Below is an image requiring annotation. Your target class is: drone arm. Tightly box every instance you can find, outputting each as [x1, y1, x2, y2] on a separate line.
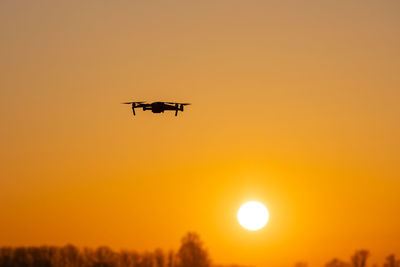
[132, 104, 136, 116]
[174, 103, 179, 116]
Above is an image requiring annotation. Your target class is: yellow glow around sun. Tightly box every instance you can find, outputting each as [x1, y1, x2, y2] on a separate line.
[237, 201, 269, 231]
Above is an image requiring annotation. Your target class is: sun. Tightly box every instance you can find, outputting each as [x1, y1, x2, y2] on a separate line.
[237, 201, 269, 231]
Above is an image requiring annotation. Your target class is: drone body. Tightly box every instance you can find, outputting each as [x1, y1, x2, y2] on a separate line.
[122, 101, 190, 117]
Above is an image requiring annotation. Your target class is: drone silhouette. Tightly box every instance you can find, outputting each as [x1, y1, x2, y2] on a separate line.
[122, 101, 191, 117]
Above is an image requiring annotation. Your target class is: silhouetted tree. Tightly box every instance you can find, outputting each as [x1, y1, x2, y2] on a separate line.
[29, 246, 52, 267]
[352, 250, 370, 267]
[14, 247, 33, 267]
[167, 250, 176, 267]
[120, 250, 136, 267]
[384, 254, 400, 267]
[140, 252, 154, 267]
[177, 232, 210, 267]
[0, 247, 13, 267]
[154, 248, 165, 267]
[94, 246, 116, 267]
[326, 258, 350, 267]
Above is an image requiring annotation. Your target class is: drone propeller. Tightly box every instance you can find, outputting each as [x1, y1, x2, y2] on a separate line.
[166, 102, 191, 106]
[121, 101, 145, 105]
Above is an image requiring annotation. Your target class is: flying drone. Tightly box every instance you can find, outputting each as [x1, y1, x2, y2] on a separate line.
[122, 101, 191, 117]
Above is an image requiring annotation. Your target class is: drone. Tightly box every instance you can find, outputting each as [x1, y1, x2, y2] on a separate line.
[122, 101, 191, 117]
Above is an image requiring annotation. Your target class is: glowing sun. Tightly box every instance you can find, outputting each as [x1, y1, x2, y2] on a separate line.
[237, 201, 269, 231]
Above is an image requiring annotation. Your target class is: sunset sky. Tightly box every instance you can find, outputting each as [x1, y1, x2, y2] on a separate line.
[0, 1, 399, 267]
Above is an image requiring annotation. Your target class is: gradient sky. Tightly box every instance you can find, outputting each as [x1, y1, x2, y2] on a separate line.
[1, 1, 399, 267]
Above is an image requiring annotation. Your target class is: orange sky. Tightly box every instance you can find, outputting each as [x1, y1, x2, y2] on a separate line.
[0, 1, 399, 267]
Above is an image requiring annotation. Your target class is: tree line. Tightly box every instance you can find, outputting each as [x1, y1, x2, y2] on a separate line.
[297, 250, 400, 267]
[0, 232, 210, 267]
[1, 234, 399, 267]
